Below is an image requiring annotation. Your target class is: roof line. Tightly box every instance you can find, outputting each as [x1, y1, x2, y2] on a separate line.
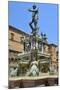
[48, 43, 57, 47]
[9, 25, 29, 36]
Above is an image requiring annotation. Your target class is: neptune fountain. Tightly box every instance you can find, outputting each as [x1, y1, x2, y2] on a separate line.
[9, 4, 56, 77]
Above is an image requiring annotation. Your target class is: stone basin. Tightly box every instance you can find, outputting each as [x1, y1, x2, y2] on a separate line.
[9, 75, 58, 88]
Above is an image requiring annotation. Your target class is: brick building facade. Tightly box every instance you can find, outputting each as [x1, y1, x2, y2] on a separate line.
[8, 25, 58, 69]
[9, 25, 29, 60]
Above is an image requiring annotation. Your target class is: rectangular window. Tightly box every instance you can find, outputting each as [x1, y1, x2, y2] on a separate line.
[38, 41, 42, 52]
[11, 33, 14, 40]
[20, 36, 24, 43]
